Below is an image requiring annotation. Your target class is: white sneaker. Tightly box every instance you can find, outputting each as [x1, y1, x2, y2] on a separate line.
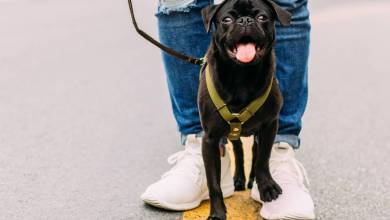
[251, 142, 315, 220]
[141, 134, 234, 211]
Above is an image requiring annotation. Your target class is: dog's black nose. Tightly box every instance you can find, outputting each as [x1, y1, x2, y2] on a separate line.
[237, 16, 254, 26]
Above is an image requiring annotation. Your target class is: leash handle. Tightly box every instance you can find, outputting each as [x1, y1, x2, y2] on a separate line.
[127, 0, 204, 66]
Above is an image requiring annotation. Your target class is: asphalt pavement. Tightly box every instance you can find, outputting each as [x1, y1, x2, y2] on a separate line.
[0, 0, 389, 219]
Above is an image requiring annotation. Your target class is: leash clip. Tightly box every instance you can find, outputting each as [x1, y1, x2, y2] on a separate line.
[228, 122, 242, 141]
[228, 114, 242, 140]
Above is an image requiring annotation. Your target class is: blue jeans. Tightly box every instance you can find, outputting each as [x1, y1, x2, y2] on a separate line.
[157, 0, 310, 149]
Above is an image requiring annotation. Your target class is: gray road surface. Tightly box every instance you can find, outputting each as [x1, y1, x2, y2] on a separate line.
[0, 0, 389, 219]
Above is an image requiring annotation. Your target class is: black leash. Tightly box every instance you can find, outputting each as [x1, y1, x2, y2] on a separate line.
[127, 0, 204, 66]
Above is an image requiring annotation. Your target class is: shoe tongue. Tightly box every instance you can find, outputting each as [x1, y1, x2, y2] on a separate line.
[276, 142, 290, 150]
[272, 142, 295, 159]
[185, 135, 202, 153]
[236, 43, 256, 63]
[185, 144, 201, 154]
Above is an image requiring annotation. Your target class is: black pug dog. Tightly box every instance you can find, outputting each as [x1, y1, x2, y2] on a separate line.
[198, 0, 291, 219]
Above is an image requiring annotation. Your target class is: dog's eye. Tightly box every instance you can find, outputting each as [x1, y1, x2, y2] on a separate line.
[257, 15, 268, 22]
[222, 17, 233, 24]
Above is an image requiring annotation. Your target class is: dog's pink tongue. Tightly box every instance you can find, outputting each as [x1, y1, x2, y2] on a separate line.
[236, 43, 256, 63]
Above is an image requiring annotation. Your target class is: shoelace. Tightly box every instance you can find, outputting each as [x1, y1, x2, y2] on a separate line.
[161, 147, 204, 186]
[270, 156, 310, 191]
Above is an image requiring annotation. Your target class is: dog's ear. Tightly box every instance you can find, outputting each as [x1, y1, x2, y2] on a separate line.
[264, 0, 292, 26]
[201, 3, 225, 33]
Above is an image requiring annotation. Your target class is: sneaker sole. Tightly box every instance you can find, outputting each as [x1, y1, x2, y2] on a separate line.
[141, 183, 235, 211]
[260, 211, 315, 220]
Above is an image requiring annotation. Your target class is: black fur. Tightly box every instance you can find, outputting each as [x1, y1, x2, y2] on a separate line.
[199, 0, 291, 219]
[231, 139, 257, 191]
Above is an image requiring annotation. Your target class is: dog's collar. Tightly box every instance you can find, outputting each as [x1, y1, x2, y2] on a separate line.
[205, 63, 273, 140]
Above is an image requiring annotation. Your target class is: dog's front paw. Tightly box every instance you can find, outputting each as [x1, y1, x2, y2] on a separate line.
[257, 176, 282, 202]
[234, 177, 246, 191]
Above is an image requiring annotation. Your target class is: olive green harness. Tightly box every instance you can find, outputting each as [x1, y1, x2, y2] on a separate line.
[204, 64, 273, 140]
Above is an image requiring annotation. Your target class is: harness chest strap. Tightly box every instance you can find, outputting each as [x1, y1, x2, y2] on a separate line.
[205, 64, 274, 140]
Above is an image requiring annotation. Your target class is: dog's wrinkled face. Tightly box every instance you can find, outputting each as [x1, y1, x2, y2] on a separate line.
[202, 0, 291, 65]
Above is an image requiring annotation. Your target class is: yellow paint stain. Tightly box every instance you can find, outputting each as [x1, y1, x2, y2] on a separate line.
[182, 191, 262, 220]
[183, 137, 263, 220]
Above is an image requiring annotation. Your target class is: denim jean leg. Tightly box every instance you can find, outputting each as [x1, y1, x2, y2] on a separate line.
[157, 0, 213, 143]
[273, 0, 311, 149]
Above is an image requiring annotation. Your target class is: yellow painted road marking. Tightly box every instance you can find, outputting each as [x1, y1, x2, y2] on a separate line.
[183, 137, 264, 220]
